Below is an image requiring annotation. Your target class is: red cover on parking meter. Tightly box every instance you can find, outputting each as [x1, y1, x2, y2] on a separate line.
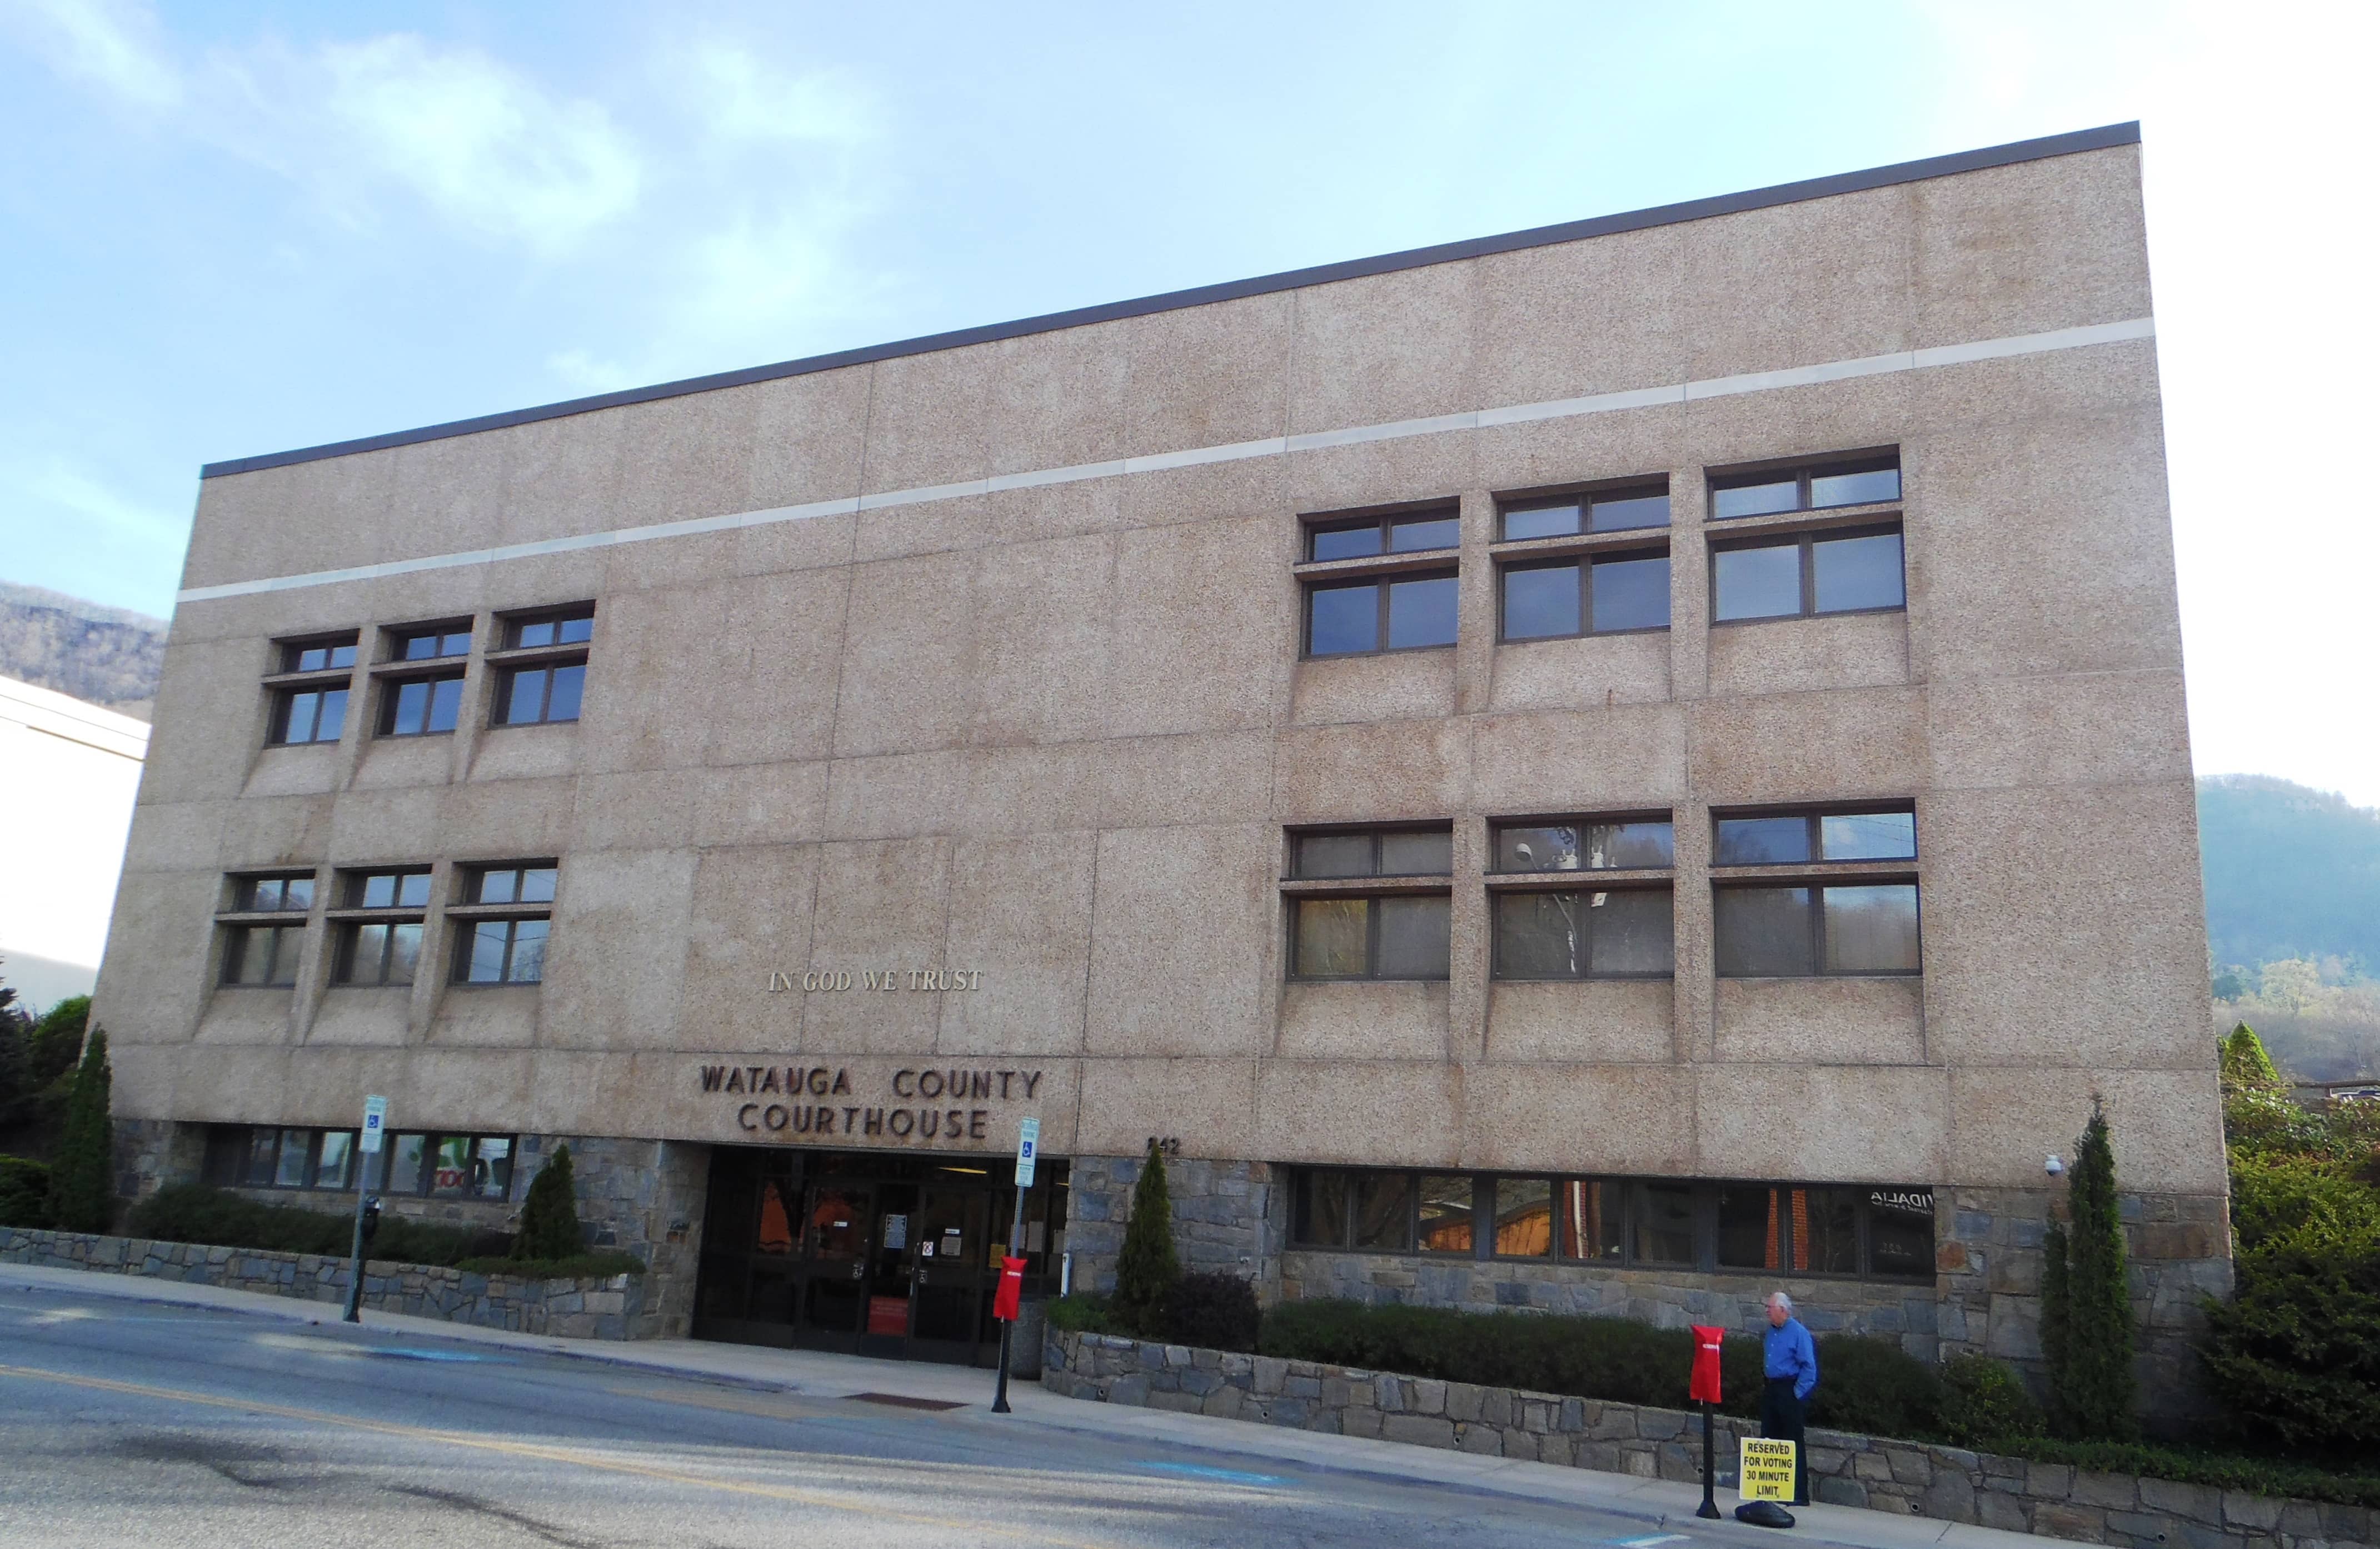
[993, 1256, 1026, 1322]
[1690, 1324, 1725, 1404]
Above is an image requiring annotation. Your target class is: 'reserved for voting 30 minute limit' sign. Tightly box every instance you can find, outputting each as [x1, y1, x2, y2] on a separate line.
[1740, 1437, 1797, 1502]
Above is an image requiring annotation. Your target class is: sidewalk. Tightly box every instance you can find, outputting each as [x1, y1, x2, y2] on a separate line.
[3, 1262, 2047, 1549]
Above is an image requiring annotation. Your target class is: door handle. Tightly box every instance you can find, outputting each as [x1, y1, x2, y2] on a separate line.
[851, 1262, 864, 1280]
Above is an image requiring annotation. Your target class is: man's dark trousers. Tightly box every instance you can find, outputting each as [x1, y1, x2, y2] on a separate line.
[1760, 1377, 1810, 1505]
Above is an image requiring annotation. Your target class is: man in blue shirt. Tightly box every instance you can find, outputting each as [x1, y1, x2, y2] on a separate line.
[1762, 1291, 1819, 1505]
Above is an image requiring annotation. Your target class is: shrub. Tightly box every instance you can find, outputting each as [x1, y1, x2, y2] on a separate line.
[1805, 1334, 1947, 1440]
[1044, 1293, 1126, 1336]
[1162, 1271, 1260, 1352]
[1112, 1142, 1179, 1334]
[513, 1143, 584, 1262]
[44, 1029, 112, 1233]
[127, 1183, 502, 1266]
[0, 1154, 52, 1227]
[1938, 1353, 2044, 1446]
[1258, 1300, 1902, 1424]
[1991, 1437, 2380, 1510]
[2221, 1023, 2283, 1089]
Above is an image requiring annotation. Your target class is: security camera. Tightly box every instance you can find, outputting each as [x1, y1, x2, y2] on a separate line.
[2044, 1154, 2065, 1177]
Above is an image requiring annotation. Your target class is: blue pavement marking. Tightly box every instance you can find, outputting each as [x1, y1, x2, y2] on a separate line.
[1615, 1536, 1691, 1547]
[1137, 1461, 1290, 1487]
[365, 1348, 515, 1363]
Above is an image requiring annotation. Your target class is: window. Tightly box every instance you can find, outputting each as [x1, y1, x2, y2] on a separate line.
[1712, 526, 1904, 621]
[1489, 818, 1674, 980]
[493, 606, 593, 726]
[1500, 551, 1670, 639]
[1715, 809, 1915, 865]
[1306, 572, 1459, 655]
[1501, 485, 1669, 540]
[373, 1131, 517, 1199]
[452, 863, 556, 985]
[1711, 456, 1900, 519]
[1308, 510, 1459, 561]
[1285, 1167, 1936, 1282]
[1301, 509, 1460, 657]
[393, 626, 472, 661]
[1285, 828, 1451, 981]
[378, 674, 465, 737]
[266, 635, 356, 746]
[334, 868, 430, 987]
[1713, 805, 1920, 976]
[201, 1125, 358, 1192]
[219, 873, 314, 988]
[1493, 890, 1673, 978]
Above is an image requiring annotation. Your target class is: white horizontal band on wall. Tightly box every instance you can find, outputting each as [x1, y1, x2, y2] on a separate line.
[177, 316, 2155, 606]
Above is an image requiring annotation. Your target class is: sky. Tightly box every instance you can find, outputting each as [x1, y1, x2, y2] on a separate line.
[1, 1, 2373, 804]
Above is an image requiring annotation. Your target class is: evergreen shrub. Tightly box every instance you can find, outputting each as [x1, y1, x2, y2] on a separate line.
[2041, 1099, 2137, 1440]
[454, 1251, 645, 1278]
[0, 1154, 52, 1227]
[45, 1029, 112, 1233]
[513, 1143, 585, 1262]
[1112, 1142, 1180, 1333]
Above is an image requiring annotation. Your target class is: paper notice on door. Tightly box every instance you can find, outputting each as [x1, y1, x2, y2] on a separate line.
[919, 1241, 934, 1257]
[884, 1214, 908, 1249]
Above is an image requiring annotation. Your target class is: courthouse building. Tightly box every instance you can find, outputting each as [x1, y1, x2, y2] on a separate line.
[96, 122, 2228, 1396]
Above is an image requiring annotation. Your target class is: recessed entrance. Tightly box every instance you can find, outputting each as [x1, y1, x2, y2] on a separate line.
[691, 1145, 1069, 1366]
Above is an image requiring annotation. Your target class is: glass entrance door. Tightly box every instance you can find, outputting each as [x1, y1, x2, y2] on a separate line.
[910, 1186, 992, 1360]
[800, 1181, 871, 1343]
[860, 1183, 919, 1356]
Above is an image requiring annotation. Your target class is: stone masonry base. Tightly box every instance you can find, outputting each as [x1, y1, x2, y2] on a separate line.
[1043, 1329, 2368, 1549]
[4, 1227, 655, 1339]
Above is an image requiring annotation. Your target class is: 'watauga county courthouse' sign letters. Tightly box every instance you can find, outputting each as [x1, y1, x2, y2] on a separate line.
[698, 1061, 1044, 1147]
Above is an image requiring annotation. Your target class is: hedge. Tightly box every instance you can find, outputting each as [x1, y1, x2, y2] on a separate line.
[454, 1252, 645, 1279]
[127, 1184, 509, 1268]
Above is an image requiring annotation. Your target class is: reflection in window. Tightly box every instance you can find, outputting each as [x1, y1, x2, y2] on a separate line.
[757, 1181, 796, 1253]
[1306, 574, 1460, 655]
[1494, 1178, 1554, 1257]
[1309, 511, 1460, 560]
[1714, 529, 1905, 621]
[381, 675, 464, 737]
[1491, 889, 1673, 978]
[1559, 1179, 1623, 1262]
[1712, 460, 1899, 519]
[1501, 489, 1669, 540]
[1717, 1184, 1782, 1271]
[1794, 1187, 1861, 1275]
[1354, 1172, 1416, 1251]
[1419, 1175, 1474, 1254]
[1630, 1181, 1696, 1266]
[223, 924, 305, 987]
[1717, 810, 1914, 865]
[1866, 1188, 1938, 1279]
[1716, 885, 1920, 976]
[461, 918, 548, 984]
[1493, 821, 1674, 872]
[1295, 1171, 1351, 1248]
[1501, 553, 1670, 639]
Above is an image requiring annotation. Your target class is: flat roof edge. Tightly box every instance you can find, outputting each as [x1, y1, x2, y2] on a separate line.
[200, 120, 2140, 480]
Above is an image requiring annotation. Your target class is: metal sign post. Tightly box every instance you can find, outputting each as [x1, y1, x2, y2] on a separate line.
[990, 1118, 1040, 1414]
[343, 1097, 387, 1324]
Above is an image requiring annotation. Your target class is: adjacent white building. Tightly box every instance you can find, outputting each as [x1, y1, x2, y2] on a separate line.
[0, 675, 148, 1012]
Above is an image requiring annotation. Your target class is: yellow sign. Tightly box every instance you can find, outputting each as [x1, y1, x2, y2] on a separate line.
[1740, 1437, 1798, 1502]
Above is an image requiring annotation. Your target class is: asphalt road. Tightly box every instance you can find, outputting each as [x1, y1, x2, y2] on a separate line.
[0, 1278, 1743, 1548]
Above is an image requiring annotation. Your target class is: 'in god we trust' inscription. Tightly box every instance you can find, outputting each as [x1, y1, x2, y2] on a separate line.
[766, 968, 984, 992]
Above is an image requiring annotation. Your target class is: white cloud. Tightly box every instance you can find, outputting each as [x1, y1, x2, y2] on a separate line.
[546, 348, 637, 395]
[12, 3, 643, 253]
[9, 457, 183, 546]
[7, 0, 181, 111]
[681, 42, 875, 148]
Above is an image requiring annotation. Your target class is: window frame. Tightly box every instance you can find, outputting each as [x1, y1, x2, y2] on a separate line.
[217, 871, 316, 988]
[1488, 884, 1676, 981]
[1302, 569, 1461, 658]
[376, 669, 467, 738]
[262, 633, 360, 748]
[329, 866, 433, 988]
[1712, 808, 1918, 868]
[1496, 546, 1673, 642]
[1496, 480, 1672, 543]
[1712, 881, 1923, 978]
[1305, 507, 1460, 564]
[448, 861, 558, 987]
[1708, 454, 1901, 521]
[488, 604, 595, 728]
[1709, 521, 1906, 624]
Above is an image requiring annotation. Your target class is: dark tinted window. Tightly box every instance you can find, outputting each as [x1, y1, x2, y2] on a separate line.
[397, 629, 472, 661]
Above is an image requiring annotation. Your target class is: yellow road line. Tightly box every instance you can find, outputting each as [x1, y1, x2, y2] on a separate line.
[599, 1383, 832, 1423]
[0, 1362, 1117, 1548]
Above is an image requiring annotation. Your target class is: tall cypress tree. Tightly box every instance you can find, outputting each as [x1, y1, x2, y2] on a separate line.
[2042, 1099, 2138, 1439]
[1112, 1140, 1180, 1334]
[2219, 1023, 2281, 1089]
[45, 1029, 113, 1234]
[514, 1143, 583, 1261]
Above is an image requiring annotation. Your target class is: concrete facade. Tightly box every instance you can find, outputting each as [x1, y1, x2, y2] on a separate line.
[96, 126, 2224, 1400]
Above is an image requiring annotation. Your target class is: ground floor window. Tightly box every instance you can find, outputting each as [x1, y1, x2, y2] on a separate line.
[201, 1124, 516, 1201]
[1288, 1165, 1935, 1282]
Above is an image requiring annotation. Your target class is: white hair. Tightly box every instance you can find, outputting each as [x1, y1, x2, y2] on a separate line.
[1767, 1291, 1794, 1312]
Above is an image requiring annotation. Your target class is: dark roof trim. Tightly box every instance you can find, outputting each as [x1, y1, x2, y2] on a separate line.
[201, 121, 2140, 480]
